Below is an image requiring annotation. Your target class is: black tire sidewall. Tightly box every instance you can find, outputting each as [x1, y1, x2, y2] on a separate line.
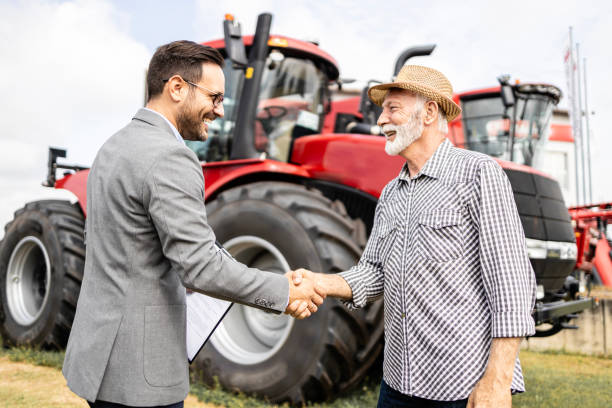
[195, 198, 333, 398]
[0, 208, 65, 346]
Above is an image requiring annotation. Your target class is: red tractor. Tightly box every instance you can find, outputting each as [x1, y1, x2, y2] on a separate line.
[569, 203, 612, 287]
[0, 13, 593, 404]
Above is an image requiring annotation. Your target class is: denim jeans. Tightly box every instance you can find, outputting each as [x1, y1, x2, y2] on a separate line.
[88, 401, 183, 408]
[377, 380, 468, 408]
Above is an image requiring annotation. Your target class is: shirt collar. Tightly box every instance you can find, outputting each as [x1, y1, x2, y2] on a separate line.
[398, 138, 453, 181]
[143, 107, 185, 145]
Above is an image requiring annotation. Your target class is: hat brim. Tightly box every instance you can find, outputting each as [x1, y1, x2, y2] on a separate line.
[368, 81, 461, 121]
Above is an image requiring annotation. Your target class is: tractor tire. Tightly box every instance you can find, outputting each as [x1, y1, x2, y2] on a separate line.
[0, 200, 84, 349]
[192, 181, 384, 405]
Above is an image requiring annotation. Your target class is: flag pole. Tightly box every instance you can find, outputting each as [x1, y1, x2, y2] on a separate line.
[568, 27, 580, 205]
[583, 57, 593, 203]
[575, 43, 587, 204]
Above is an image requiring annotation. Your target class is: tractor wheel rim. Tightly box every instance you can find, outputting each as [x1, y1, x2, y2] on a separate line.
[5, 236, 52, 326]
[210, 235, 294, 365]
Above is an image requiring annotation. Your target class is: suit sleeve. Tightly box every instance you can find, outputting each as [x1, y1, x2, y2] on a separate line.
[142, 146, 289, 314]
[471, 161, 536, 337]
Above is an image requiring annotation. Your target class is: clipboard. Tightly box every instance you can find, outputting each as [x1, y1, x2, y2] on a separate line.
[185, 243, 235, 364]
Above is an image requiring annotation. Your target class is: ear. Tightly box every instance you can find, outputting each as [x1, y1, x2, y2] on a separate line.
[165, 75, 187, 103]
[423, 100, 439, 126]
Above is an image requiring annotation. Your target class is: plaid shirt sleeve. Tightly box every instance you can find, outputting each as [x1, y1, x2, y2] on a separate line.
[471, 161, 536, 338]
[338, 185, 392, 309]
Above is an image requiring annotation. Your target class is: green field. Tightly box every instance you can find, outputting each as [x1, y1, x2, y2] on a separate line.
[1, 346, 610, 407]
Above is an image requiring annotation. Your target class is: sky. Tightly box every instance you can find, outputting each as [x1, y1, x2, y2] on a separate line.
[0, 0, 610, 238]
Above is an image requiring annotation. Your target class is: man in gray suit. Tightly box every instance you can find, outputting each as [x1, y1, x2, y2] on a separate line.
[62, 41, 322, 408]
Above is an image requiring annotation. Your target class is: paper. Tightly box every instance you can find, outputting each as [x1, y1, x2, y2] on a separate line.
[186, 290, 232, 363]
[185, 243, 234, 363]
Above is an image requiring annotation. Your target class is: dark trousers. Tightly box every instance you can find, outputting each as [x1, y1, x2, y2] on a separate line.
[88, 401, 183, 408]
[377, 380, 468, 408]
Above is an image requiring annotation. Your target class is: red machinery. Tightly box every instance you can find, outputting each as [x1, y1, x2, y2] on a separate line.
[0, 13, 597, 404]
[569, 203, 612, 286]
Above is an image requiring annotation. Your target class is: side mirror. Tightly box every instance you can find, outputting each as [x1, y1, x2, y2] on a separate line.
[223, 15, 247, 68]
[359, 80, 382, 125]
[500, 85, 515, 108]
[497, 75, 515, 108]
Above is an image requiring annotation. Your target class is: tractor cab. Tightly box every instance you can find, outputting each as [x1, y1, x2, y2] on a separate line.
[186, 14, 339, 164]
[450, 78, 561, 167]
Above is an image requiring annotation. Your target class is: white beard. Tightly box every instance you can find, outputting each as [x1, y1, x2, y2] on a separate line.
[382, 110, 424, 156]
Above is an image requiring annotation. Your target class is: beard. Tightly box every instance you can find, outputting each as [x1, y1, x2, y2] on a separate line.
[382, 108, 424, 156]
[176, 96, 210, 141]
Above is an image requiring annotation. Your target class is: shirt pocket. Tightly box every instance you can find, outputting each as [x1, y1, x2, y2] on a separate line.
[377, 216, 399, 265]
[416, 209, 463, 262]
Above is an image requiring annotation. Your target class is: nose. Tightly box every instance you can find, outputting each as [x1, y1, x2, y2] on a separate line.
[213, 102, 224, 119]
[377, 110, 389, 127]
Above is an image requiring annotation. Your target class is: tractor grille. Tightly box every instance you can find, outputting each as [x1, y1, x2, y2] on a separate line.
[504, 169, 576, 292]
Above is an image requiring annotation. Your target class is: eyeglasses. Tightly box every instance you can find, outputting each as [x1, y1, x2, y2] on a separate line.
[162, 77, 224, 107]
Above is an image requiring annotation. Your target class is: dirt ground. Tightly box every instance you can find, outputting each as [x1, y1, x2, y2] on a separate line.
[0, 356, 216, 408]
[590, 284, 612, 299]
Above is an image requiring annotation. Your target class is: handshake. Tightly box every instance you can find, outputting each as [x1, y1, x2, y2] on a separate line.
[283, 269, 352, 319]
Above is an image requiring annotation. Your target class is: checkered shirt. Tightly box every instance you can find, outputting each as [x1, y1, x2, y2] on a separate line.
[339, 138, 536, 400]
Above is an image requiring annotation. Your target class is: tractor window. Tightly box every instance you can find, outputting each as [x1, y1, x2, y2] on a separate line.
[460, 95, 511, 160]
[184, 54, 327, 164]
[255, 56, 327, 162]
[185, 63, 244, 162]
[460, 93, 554, 166]
[511, 94, 554, 166]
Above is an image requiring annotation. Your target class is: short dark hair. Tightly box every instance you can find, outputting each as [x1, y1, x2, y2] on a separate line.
[146, 40, 224, 101]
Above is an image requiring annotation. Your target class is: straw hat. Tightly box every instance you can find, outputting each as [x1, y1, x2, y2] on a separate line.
[368, 65, 462, 121]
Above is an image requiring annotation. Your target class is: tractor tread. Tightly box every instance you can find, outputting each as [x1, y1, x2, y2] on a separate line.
[0, 200, 84, 350]
[202, 181, 383, 405]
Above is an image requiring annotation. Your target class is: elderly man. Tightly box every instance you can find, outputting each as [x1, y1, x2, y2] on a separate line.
[291, 65, 536, 408]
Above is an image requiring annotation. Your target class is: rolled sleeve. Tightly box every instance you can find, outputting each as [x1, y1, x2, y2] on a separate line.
[339, 198, 388, 309]
[339, 265, 374, 309]
[491, 311, 535, 338]
[472, 161, 536, 337]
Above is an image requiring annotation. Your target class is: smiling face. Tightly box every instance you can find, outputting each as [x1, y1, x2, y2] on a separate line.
[377, 89, 425, 156]
[176, 62, 225, 141]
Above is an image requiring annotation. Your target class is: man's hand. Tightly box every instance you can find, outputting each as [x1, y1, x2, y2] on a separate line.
[286, 268, 355, 319]
[284, 269, 325, 319]
[291, 268, 353, 300]
[467, 337, 521, 408]
[467, 375, 512, 408]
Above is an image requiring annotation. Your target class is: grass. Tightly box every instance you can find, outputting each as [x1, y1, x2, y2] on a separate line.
[188, 376, 382, 408]
[2, 345, 65, 369]
[513, 350, 612, 408]
[184, 350, 612, 408]
[1, 345, 611, 407]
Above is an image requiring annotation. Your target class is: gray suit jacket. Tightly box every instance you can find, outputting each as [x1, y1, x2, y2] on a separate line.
[62, 108, 289, 405]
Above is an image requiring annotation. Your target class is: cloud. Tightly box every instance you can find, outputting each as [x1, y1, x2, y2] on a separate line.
[195, 0, 612, 204]
[0, 0, 150, 238]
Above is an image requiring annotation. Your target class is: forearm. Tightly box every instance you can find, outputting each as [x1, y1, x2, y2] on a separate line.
[186, 256, 289, 313]
[468, 337, 520, 407]
[317, 273, 353, 300]
[482, 337, 521, 386]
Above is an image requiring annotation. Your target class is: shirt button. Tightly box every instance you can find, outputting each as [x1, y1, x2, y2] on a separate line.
[401, 312, 406, 318]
